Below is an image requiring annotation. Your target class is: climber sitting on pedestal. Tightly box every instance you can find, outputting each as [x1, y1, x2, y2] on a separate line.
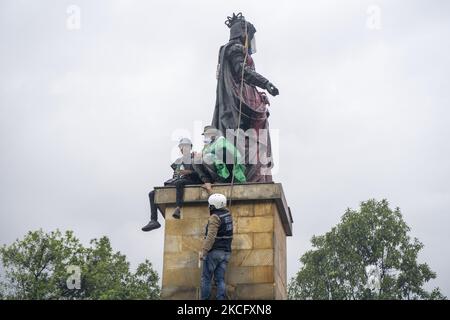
[141, 137, 202, 232]
[192, 125, 247, 194]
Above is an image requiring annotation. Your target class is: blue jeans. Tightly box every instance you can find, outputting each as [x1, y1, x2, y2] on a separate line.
[200, 249, 231, 300]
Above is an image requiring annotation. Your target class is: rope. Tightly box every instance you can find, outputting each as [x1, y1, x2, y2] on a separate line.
[197, 24, 249, 300]
[228, 22, 249, 210]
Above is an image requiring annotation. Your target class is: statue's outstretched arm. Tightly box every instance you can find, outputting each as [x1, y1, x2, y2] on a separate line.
[228, 44, 279, 96]
[228, 44, 269, 89]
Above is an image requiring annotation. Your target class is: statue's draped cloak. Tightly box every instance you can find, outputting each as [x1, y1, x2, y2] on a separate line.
[212, 40, 273, 182]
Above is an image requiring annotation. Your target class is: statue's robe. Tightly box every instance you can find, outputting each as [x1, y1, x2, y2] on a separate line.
[212, 39, 274, 182]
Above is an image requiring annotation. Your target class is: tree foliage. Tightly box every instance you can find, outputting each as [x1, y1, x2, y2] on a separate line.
[288, 199, 446, 300]
[0, 230, 160, 300]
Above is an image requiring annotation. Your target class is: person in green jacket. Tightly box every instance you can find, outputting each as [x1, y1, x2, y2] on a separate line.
[193, 126, 246, 193]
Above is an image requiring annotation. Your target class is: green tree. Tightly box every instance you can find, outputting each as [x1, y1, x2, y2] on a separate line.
[288, 199, 446, 300]
[0, 229, 160, 300]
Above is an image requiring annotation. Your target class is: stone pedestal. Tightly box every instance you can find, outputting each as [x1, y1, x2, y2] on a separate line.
[154, 182, 293, 300]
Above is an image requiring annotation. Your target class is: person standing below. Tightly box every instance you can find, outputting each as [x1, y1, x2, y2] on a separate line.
[200, 193, 233, 300]
[141, 138, 202, 232]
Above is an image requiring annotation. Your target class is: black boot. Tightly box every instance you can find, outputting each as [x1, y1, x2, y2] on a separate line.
[141, 220, 161, 232]
[172, 207, 181, 219]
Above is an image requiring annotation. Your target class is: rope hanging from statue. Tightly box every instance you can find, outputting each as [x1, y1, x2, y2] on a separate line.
[228, 21, 249, 210]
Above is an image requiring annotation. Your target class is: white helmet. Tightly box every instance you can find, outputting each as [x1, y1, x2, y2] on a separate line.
[178, 137, 192, 147]
[208, 193, 227, 210]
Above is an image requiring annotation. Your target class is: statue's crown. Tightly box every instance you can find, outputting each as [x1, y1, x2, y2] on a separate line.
[225, 12, 246, 28]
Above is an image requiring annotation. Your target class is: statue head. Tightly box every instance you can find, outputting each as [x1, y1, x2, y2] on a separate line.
[225, 12, 257, 54]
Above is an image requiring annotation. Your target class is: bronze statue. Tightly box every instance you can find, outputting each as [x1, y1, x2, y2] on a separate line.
[212, 13, 279, 182]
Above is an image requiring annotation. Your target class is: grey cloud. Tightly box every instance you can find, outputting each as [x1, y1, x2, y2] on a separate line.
[1, 0, 449, 295]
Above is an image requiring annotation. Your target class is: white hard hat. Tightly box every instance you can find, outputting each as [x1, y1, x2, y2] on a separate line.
[208, 193, 227, 209]
[178, 137, 192, 146]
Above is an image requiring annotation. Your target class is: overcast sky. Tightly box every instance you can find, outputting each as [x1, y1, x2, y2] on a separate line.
[1, 0, 449, 296]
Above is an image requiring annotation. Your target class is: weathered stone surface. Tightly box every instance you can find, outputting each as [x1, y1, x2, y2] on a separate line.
[237, 216, 273, 233]
[181, 205, 210, 220]
[181, 236, 203, 252]
[226, 267, 253, 284]
[156, 183, 292, 300]
[274, 271, 287, 300]
[165, 218, 205, 236]
[274, 205, 287, 298]
[232, 216, 239, 234]
[253, 265, 275, 283]
[164, 251, 199, 269]
[254, 201, 274, 216]
[253, 232, 273, 249]
[229, 249, 273, 267]
[235, 283, 275, 300]
[241, 249, 273, 267]
[162, 268, 200, 287]
[231, 234, 253, 250]
[232, 203, 254, 217]
[227, 266, 274, 284]
[161, 286, 198, 300]
[164, 235, 182, 253]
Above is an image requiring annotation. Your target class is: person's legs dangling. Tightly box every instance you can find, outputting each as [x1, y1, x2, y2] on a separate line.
[141, 190, 161, 231]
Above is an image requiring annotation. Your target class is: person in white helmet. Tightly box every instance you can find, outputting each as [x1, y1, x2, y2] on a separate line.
[200, 193, 233, 300]
[141, 138, 202, 232]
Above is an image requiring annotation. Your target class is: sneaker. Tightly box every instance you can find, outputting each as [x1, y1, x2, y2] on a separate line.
[172, 207, 181, 219]
[141, 220, 161, 232]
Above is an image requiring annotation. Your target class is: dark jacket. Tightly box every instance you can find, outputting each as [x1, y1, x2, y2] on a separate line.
[168, 153, 199, 181]
[202, 208, 233, 255]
